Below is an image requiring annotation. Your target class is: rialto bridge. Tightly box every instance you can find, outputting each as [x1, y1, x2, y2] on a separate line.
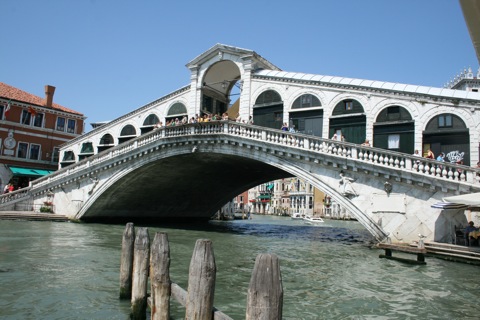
[1, 122, 479, 244]
[1, 44, 480, 244]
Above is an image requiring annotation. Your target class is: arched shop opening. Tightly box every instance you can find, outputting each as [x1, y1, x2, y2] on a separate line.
[119, 124, 137, 144]
[289, 94, 323, 137]
[373, 105, 414, 154]
[423, 113, 470, 165]
[141, 114, 160, 134]
[201, 60, 241, 118]
[98, 133, 114, 153]
[78, 142, 94, 161]
[329, 99, 366, 144]
[166, 103, 187, 124]
[60, 151, 75, 168]
[253, 90, 283, 130]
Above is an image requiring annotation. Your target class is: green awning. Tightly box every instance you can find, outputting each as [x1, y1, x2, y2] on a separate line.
[258, 195, 271, 199]
[9, 166, 55, 177]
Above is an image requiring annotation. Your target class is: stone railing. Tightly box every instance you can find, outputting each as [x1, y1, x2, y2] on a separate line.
[0, 187, 32, 205]
[1, 121, 478, 208]
[227, 122, 480, 184]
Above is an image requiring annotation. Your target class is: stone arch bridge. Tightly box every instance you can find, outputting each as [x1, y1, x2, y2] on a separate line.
[1, 122, 479, 243]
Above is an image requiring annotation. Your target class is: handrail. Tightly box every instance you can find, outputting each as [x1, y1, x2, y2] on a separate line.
[1, 121, 479, 207]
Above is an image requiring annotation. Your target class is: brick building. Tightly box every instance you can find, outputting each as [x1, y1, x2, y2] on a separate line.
[0, 82, 85, 191]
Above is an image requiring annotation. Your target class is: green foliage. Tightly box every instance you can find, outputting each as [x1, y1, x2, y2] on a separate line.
[40, 206, 53, 213]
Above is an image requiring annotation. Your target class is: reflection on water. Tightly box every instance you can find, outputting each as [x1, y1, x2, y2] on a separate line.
[0, 215, 479, 319]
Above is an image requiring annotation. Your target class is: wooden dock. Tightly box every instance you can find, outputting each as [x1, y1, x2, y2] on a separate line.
[0, 211, 69, 222]
[422, 242, 480, 265]
[377, 243, 427, 265]
[376, 241, 480, 266]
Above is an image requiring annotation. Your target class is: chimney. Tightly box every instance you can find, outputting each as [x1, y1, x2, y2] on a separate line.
[44, 85, 56, 108]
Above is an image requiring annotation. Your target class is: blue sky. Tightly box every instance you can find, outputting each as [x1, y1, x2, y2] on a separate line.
[2, 0, 478, 132]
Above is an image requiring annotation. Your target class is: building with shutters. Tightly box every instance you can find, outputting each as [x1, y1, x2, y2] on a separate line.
[0, 82, 85, 192]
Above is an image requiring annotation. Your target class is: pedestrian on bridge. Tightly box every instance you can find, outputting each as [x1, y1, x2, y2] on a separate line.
[426, 149, 435, 159]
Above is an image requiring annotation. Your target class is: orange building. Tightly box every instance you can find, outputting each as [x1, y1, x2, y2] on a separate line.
[0, 82, 85, 191]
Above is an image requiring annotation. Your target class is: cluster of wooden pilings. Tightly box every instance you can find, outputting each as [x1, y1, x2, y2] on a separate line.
[119, 223, 284, 320]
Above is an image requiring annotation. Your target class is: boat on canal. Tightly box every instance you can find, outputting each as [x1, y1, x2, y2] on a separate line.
[303, 215, 324, 224]
[291, 213, 304, 220]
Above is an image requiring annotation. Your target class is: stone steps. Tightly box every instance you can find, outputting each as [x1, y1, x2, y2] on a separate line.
[423, 242, 480, 265]
[0, 211, 69, 222]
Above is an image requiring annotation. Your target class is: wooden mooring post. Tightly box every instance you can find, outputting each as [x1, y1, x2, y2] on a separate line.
[150, 232, 170, 320]
[246, 253, 283, 320]
[131, 227, 150, 320]
[185, 239, 216, 320]
[119, 223, 284, 320]
[119, 222, 135, 299]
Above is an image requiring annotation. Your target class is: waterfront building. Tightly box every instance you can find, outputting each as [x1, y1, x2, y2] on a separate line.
[0, 83, 85, 191]
[248, 182, 274, 214]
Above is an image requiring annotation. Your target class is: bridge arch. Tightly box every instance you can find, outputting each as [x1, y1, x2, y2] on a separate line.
[74, 140, 387, 240]
[200, 60, 242, 116]
[197, 54, 244, 86]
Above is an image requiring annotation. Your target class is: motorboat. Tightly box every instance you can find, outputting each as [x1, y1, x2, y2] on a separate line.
[291, 213, 304, 220]
[303, 215, 324, 224]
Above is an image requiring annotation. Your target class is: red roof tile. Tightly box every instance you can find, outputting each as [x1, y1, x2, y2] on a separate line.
[0, 82, 83, 116]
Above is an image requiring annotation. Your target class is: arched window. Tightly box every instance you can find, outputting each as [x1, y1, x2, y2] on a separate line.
[329, 99, 366, 144]
[253, 90, 283, 129]
[423, 113, 470, 165]
[373, 106, 414, 154]
[120, 124, 136, 136]
[119, 124, 137, 144]
[167, 103, 187, 116]
[166, 103, 188, 124]
[79, 142, 94, 161]
[425, 113, 466, 131]
[143, 114, 160, 126]
[60, 151, 75, 168]
[62, 151, 75, 161]
[142, 114, 160, 134]
[332, 99, 364, 115]
[98, 134, 114, 153]
[99, 134, 114, 145]
[292, 94, 321, 109]
[290, 94, 323, 136]
[255, 90, 282, 106]
[375, 106, 412, 122]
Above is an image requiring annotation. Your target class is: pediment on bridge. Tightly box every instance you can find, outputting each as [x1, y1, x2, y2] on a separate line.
[186, 43, 281, 71]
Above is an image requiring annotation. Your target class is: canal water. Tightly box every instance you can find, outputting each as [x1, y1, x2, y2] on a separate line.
[0, 215, 479, 320]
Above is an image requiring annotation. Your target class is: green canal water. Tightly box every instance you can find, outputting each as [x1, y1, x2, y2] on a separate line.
[0, 215, 479, 319]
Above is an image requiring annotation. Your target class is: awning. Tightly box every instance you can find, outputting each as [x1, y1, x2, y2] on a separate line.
[430, 202, 469, 210]
[443, 193, 480, 206]
[9, 166, 55, 177]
